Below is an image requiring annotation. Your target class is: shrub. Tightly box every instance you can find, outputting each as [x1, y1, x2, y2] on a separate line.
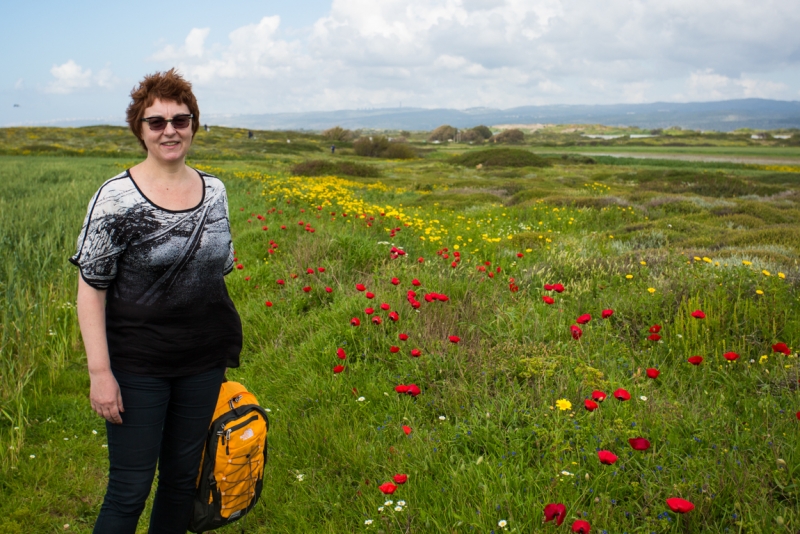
[382, 143, 417, 159]
[290, 159, 380, 177]
[428, 125, 457, 143]
[490, 129, 525, 144]
[322, 126, 354, 141]
[472, 125, 493, 139]
[353, 136, 416, 159]
[450, 148, 550, 168]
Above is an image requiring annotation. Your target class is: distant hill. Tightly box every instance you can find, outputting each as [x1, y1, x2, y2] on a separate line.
[205, 99, 800, 132]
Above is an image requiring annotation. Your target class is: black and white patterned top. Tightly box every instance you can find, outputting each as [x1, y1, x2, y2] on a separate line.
[70, 169, 242, 377]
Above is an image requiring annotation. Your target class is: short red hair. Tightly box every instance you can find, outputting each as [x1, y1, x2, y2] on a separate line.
[126, 68, 200, 151]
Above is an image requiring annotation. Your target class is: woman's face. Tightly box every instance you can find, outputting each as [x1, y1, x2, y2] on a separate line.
[140, 98, 193, 163]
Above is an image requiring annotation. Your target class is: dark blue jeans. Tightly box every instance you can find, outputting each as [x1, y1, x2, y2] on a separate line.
[93, 366, 225, 534]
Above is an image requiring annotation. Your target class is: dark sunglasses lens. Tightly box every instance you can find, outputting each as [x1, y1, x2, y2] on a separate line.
[172, 115, 192, 129]
[147, 118, 167, 131]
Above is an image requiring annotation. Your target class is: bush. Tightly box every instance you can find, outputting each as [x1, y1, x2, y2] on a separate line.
[428, 125, 457, 143]
[450, 148, 550, 168]
[322, 126, 354, 142]
[290, 159, 380, 177]
[472, 125, 493, 139]
[353, 136, 416, 159]
[382, 143, 417, 159]
[490, 129, 525, 144]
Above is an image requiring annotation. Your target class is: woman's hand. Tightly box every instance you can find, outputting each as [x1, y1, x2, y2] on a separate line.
[90, 370, 124, 424]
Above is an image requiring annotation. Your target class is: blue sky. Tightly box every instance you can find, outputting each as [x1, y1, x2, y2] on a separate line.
[2, 0, 800, 126]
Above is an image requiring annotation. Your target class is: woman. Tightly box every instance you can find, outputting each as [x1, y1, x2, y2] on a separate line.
[71, 69, 242, 533]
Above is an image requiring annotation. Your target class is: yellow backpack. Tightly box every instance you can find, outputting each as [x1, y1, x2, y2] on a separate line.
[189, 380, 269, 533]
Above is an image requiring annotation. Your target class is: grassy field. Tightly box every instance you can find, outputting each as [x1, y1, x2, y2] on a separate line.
[1, 129, 800, 533]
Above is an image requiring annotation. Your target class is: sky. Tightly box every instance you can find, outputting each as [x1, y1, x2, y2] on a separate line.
[2, 0, 800, 126]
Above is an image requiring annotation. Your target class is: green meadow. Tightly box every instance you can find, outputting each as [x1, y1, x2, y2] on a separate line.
[1, 126, 799, 533]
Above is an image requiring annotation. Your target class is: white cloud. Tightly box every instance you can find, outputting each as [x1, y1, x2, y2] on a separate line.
[45, 60, 118, 94]
[144, 1, 800, 111]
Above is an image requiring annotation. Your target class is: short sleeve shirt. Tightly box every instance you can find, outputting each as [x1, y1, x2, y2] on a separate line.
[70, 169, 242, 377]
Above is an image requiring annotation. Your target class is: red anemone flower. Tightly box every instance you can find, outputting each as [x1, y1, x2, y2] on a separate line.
[648, 334, 661, 341]
[371, 316, 382, 325]
[391, 277, 400, 285]
[571, 520, 591, 533]
[390, 346, 400, 353]
[613, 388, 631, 401]
[236, 264, 243, 270]
[276, 279, 285, 285]
[570, 325, 583, 340]
[543, 503, 566, 526]
[336, 348, 346, 360]
[380, 303, 390, 311]
[517, 252, 524, 258]
[417, 257, 424, 263]
[325, 287, 333, 293]
[544, 283, 554, 291]
[688, 355, 703, 365]
[389, 311, 399, 321]
[597, 450, 618, 465]
[317, 267, 325, 273]
[601, 309, 614, 319]
[306, 268, 314, 274]
[365, 307, 375, 315]
[393, 474, 408, 484]
[366, 291, 375, 299]
[646, 368, 660, 379]
[350, 317, 361, 327]
[628, 437, 651, 451]
[411, 348, 422, 357]
[584, 399, 599, 411]
[395, 384, 409, 394]
[333, 365, 345, 374]
[412, 279, 421, 286]
[379, 482, 397, 495]
[591, 390, 607, 402]
[449, 335, 461, 343]
[265, 301, 273, 307]
[576, 314, 592, 324]
[552, 283, 565, 293]
[542, 296, 555, 305]
[666, 498, 694, 514]
[691, 310, 706, 319]
[406, 384, 421, 396]
[772, 342, 791, 355]
[402, 425, 412, 435]
[399, 333, 409, 341]
[302, 286, 312, 292]
[649, 324, 662, 333]
[356, 283, 366, 291]
[723, 351, 739, 361]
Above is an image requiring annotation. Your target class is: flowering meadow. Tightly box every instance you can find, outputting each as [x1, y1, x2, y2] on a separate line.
[1, 143, 800, 533]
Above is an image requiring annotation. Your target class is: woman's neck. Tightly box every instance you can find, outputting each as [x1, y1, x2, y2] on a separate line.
[138, 155, 188, 182]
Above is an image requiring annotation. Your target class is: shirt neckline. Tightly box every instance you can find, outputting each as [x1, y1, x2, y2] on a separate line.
[126, 168, 206, 213]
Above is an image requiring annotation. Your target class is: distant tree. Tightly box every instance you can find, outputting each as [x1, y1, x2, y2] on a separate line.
[491, 129, 525, 144]
[472, 125, 493, 139]
[459, 129, 484, 143]
[399, 130, 411, 138]
[322, 126, 354, 141]
[353, 136, 416, 159]
[428, 125, 457, 142]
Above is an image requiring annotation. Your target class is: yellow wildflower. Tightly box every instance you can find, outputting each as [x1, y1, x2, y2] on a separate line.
[555, 399, 572, 411]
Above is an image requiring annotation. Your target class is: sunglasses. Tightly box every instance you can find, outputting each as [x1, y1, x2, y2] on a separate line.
[141, 114, 193, 131]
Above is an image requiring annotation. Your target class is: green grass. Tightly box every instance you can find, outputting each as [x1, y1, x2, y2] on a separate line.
[1, 131, 800, 533]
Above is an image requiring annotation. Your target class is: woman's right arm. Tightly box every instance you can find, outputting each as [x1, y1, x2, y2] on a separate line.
[77, 276, 124, 424]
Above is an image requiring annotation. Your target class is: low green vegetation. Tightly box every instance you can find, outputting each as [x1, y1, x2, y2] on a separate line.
[1, 125, 800, 533]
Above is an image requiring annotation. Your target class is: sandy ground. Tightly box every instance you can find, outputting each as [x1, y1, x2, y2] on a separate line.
[581, 152, 800, 166]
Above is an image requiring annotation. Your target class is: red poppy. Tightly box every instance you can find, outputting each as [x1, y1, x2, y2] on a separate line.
[325, 287, 333, 293]
[576, 314, 592, 324]
[244, 276, 251, 281]
[372, 316, 382, 325]
[317, 267, 325, 273]
[688, 355, 703, 365]
[336, 348, 346, 359]
[613, 388, 631, 401]
[796, 411, 800, 420]
[648, 334, 661, 341]
[772, 342, 791, 355]
[542, 296, 555, 305]
[379, 482, 397, 495]
[350, 317, 361, 326]
[402, 425, 412, 435]
[407, 290, 417, 298]
[601, 309, 614, 319]
[597, 450, 618, 465]
[393, 474, 408, 484]
[666, 498, 694, 514]
[380, 303, 390, 311]
[410, 300, 421, 309]
[356, 283, 366, 291]
[365, 307, 375, 315]
[570, 325, 583, 340]
[571, 520, 591, 533]
[628, 437, 651, 451]
[649, 324, 661, 333]
[553, 283, 565, 293]
[236, 264, 244, 270]
[302, 286, 311, 292]
[399, 333, 409, 341]
[584, 399, 598, 411]
[389, 311, 399, 321]
[646, 368, 660, 379]
[395, 384, 409, 394]
[306, 268, 314, 274]
[591, 390, 607, 402]
[280, 225, 286, 230]
[516, 252, 524, 258]
[412, 279, 421, 286]
[425, 293, 434, 303]
[265, 301, 273, 307]
[333, 365, 345, 374]
[366, 292, 375, 299]
[691, 310, 705, 319]
[544, 283, 554, 291]
[436, 294, 449, 302]
[390, 346, 400, 353]
[418, 257, 424, 263]
[406, 384, 421, 396]
[723, 351, 739, 361]
[449, 335, 461, 343]
[411, 348, 422, 357]
[391, 277, 400, 285]
[451, 261, 458, 268]
[543, 503, 566, 526]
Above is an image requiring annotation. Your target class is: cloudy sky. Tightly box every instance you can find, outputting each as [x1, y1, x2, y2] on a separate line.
[2, 0, 799, 126]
